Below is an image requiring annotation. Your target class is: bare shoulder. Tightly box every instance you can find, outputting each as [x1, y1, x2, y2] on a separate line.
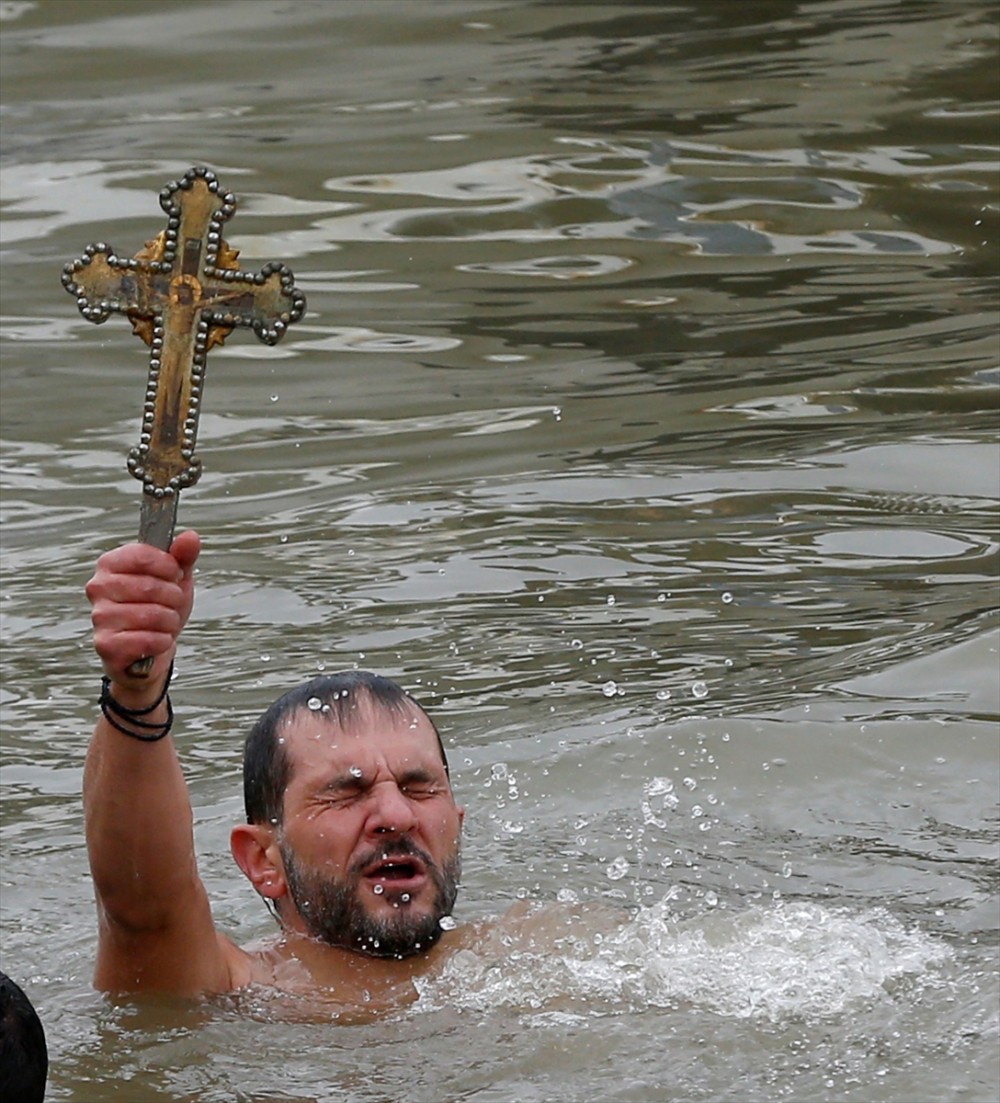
[219, 932, 261, 990]
[220, 931, 302, 991]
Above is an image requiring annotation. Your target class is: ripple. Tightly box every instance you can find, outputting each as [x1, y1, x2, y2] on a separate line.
[458, 254, 633, 280]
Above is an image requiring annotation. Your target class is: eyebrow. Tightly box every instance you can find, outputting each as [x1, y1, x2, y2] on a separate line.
[396, 767, 442, 787]
[317, 765, 444, 796]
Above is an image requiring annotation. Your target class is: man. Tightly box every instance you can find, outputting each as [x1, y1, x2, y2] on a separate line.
[84, 530, 466, 1006]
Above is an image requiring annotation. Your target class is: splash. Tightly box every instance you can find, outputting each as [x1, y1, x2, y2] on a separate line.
[414, 898, 951, 1021]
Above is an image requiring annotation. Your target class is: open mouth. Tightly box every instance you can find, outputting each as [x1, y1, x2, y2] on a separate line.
[362, 853, 428, 896]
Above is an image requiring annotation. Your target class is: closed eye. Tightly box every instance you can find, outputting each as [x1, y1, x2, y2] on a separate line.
[401, 783, 439, 798]
[399, 769, 444, 798]
[317, 776, 369, 806]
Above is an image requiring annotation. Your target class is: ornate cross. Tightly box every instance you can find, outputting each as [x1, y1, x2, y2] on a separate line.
[62, 165, 306, 673]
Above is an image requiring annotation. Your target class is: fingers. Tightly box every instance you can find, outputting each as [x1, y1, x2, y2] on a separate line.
[87, 532, 201, 683]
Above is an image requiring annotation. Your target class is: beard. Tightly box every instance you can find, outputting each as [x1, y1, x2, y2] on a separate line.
[279, 836, 460, 959]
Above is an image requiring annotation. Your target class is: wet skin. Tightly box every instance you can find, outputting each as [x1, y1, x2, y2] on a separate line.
[231, 694, 465, 968]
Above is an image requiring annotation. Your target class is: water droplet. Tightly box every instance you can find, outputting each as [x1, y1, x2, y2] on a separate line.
[556, 887, 579, 904]
[691, 680, 708, 699]
[602, 680, 618, 698]
[571, 638, 583, 650]
[656, 592, 666, 602]
[279, 534, 288, 544]
[260, 653, 271, 663]
[307, 696, 322, 711]
[656, 688, 672, 701]
[552, 406, 562, 420]
[605, 856, 630, 881]
[270, 394, 279, 402]
[683, 776, 697, 791]
[782, 862, 793, 878]
[491, 762, 508, 780]
[373, 884, 384, 895]
[439, 915, 457, 930]
[606, 594, 616, 606]
[641, 776, 678, 827]
[721, 592, 733, 604]
[704, 890, 719, 907]
[349, 765, 363, 778]
[401, 893, 411, 903]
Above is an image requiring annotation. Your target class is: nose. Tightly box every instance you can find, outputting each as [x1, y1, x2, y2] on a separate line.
[364, 780, 418, 837]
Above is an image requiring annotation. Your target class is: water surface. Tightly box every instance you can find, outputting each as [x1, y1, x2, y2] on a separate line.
[1, 2, 997, 1101]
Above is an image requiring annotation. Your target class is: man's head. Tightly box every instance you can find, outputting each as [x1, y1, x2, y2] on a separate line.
[231, 672, 463, 960]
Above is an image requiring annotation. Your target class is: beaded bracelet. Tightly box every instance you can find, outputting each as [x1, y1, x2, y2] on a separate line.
[98, 662, 174, 742]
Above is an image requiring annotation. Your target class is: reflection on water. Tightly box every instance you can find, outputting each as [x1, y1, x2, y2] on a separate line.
[0, 1, 997, 1101]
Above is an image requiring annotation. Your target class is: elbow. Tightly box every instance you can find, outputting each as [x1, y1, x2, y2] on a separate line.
[91, 863, 201, 935]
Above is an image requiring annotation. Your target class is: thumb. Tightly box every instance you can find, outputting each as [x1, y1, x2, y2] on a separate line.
[170, 529, 202, 577]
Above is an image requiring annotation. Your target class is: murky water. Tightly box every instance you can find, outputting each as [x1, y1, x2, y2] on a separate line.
[1, 1, 997, 1100]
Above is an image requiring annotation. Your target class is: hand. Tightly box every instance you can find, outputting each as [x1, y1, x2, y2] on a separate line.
[87, 530, 201, 703]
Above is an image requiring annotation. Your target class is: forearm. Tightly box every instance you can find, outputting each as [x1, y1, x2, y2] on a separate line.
[84, 693, 202, 932]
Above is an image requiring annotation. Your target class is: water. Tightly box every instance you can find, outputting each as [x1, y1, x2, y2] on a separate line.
[1, 1, 997, 1100]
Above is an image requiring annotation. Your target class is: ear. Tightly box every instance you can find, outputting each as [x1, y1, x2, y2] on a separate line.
[231, 823, 287, 903]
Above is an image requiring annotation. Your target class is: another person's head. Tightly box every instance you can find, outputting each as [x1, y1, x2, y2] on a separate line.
[231, 671, 463, 960]
[0, 972, 48, 1103]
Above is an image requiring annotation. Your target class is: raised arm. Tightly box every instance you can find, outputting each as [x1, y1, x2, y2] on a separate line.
[83, 530, 244, 995]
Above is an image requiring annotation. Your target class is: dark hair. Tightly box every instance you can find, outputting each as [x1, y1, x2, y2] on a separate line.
[243, 671, 448, 826]
[0, 972, 47, 1103]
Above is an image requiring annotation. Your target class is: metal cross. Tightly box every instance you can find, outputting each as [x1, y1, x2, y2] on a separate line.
[62, 165, 306, 673]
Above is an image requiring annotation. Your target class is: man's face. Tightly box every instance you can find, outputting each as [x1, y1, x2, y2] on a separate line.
[273, 694, 463, 958]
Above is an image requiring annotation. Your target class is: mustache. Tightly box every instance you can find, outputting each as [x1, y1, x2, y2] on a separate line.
[349, 836, 435, 878]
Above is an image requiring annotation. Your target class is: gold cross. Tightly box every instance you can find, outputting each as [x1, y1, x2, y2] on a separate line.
[63, 166, 306, 676]
[62, 165, 306, 547]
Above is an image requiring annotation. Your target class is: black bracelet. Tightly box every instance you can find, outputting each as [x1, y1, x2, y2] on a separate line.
[98, 663, 175, 742]
[99, 695, 174, 741]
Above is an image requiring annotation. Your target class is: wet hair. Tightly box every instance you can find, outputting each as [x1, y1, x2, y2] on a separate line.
[0, 972, 47, 1103]
[243, 670, 449, 826]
